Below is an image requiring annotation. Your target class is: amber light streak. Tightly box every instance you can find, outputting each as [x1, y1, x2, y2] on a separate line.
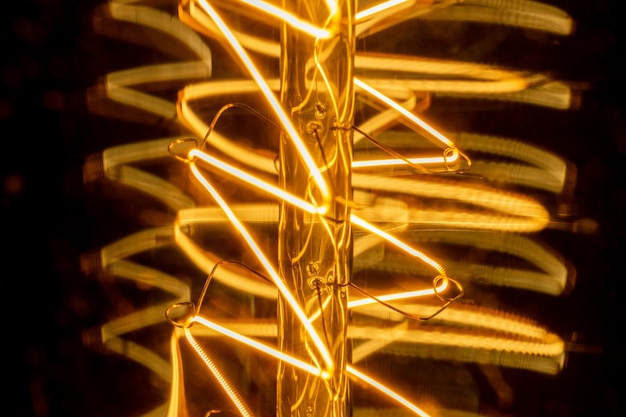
[350, 214, 446, 277]
[188, 148, 316, 214]
[351, 153, 459, 169]
[347, 281, 448, 309]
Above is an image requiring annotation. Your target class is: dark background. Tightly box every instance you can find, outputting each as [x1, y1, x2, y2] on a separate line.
[2, 1, 624, 416]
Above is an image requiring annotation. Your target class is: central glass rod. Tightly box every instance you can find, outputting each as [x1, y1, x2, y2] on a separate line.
[277, 1, 355, 416]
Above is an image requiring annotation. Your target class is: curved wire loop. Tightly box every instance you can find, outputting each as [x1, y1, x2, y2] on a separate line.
[165, 259, 272, 328]
[348, 274, 465, 322]
[199, 102, 282, 149]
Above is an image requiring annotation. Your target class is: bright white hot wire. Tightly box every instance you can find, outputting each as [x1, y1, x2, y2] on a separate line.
[191, 316, 330, 379]
[351, 214, 447, 277]
[348, 281, 449, 309]
[240, 0, 332, 38]
[355, 77, 456, 149]
[352, 149, 460, 169]
[185, 328, 254, 417]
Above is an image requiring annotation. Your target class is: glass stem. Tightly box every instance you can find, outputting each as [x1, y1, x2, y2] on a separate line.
[277, 1, 355, 416]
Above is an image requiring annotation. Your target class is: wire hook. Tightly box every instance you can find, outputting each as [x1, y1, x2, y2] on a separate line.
[165, 260, 272, 328]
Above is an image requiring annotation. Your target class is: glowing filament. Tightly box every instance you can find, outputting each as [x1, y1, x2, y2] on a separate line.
[189, 149, 317, 213]
[185, 328, 254, 417]
[241, 0, 332, 39]
[351, 214, 447, 277]
[348, 366, 432, 417]
[355, 77, 456, 149]
[353, 149, 460, 169]
[348, 281, 449, 309]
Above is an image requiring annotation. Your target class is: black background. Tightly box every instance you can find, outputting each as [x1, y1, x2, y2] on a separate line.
[2, 1, 624, 416]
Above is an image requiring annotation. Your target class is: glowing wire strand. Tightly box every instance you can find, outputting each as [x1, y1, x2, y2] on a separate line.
[355, 77, 456, 149]
[185, 327, 254, 417]
[191, 315, 330, 379]
[356, 0, 412, 21]
[348, 282, 448, 309]
[351, 214, 447, 277]
[352, 124, 461, 171]
[187, 148, 448, 281]
[189, 149, 317, 213]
